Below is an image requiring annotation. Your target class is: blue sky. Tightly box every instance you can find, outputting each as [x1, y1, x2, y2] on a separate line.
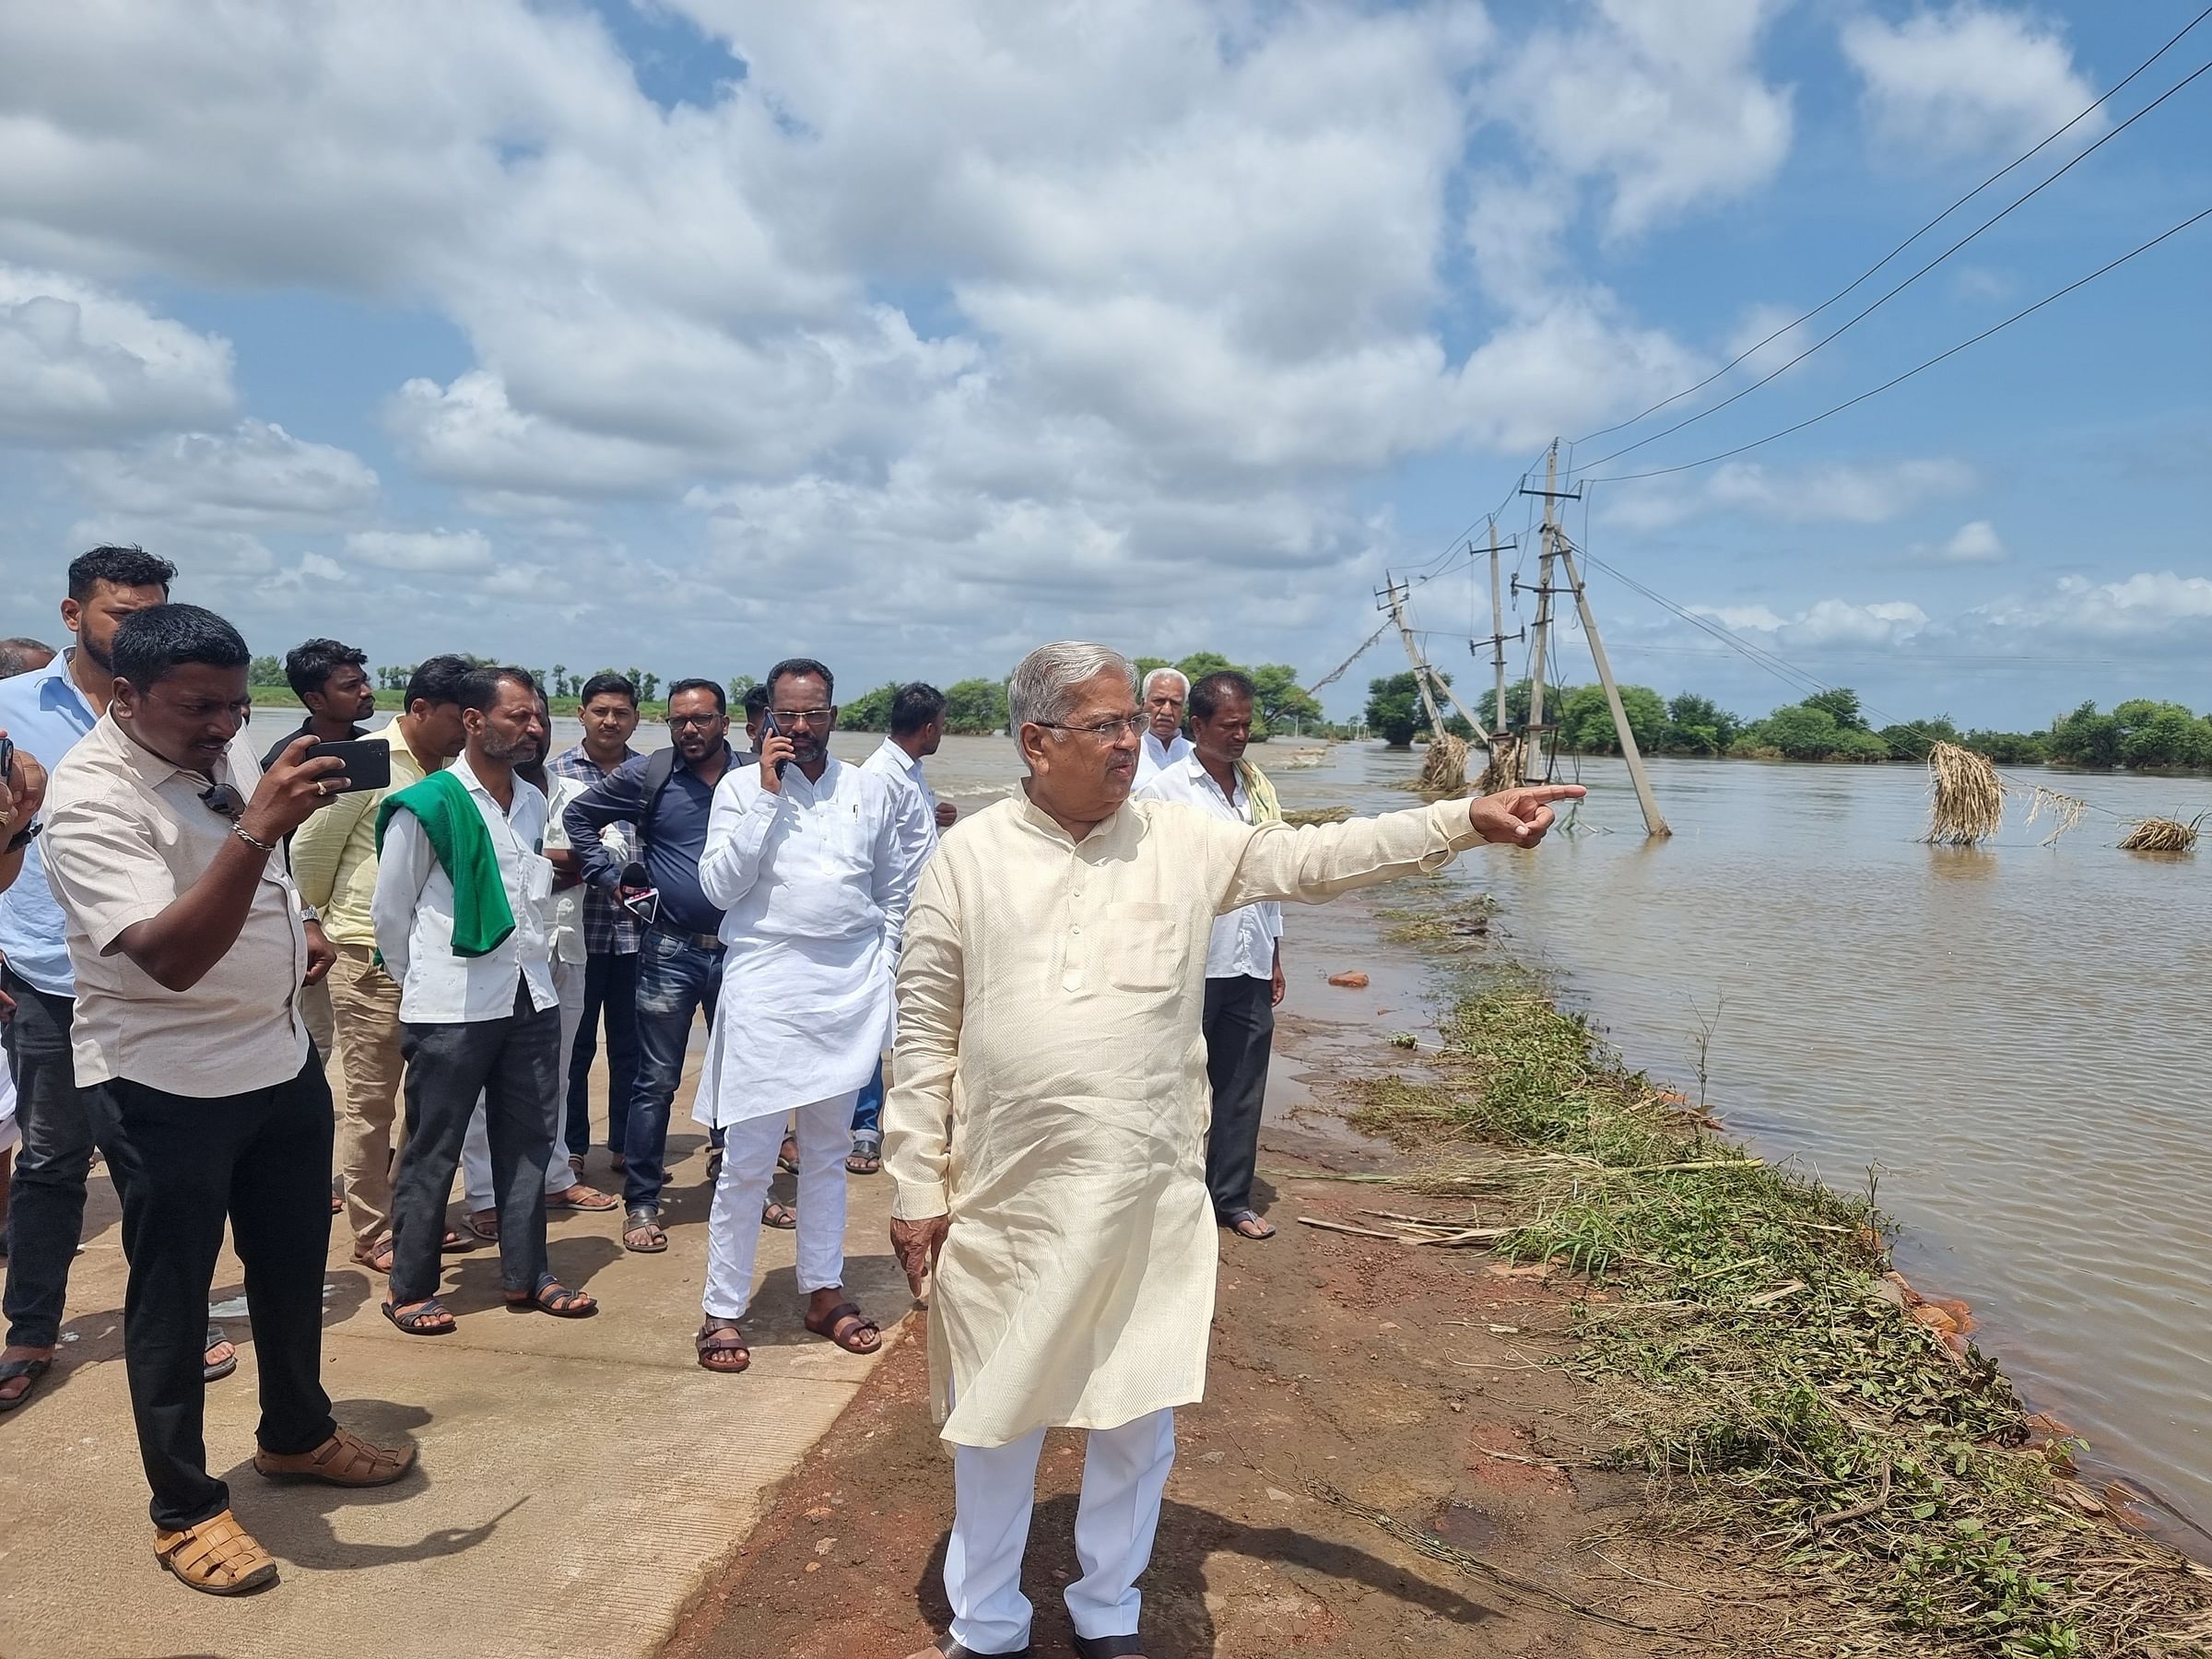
[0, 1, 2205, 729]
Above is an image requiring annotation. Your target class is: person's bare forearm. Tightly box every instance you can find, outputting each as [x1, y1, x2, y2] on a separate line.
[112, 836, 273, 992]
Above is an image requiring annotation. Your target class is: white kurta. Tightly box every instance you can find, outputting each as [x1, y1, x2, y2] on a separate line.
[885, 790, 1485, 1448]
[691, 756, 920, 1127]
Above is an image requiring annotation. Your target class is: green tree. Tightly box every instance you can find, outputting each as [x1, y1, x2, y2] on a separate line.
[728, 672, 759, 707]
[1248, 663, 1322, 736]
[1801, 688, 1867, 731]
[1132, 655, 1171, 680]
[1364, 673, 1424, 748]
[1476, 678, 1534, 733]
[248, 653, 287, 688]
[840, 682, 899, 732]
[1661, 691, 1741, 756]
[1750, 703, 1841, 759]
[1555, 683, 1664, 755]
[1876, 718, 1960, 762]
[2048, 701, 2122, 768]
[2117, 701, 2209, 769]
[944, 677, 1008, 735]
[638, 672, 661, 704]
[551, 664, 570, 699]
[1173, 651, 1236, 685]
[1964, 728, 2051, 765]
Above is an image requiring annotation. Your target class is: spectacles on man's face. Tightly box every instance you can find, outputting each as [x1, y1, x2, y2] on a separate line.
[665, 713, 724, 731]
[200, 782, 244, 820]
[1035, 712, 1147, 741]
[769, 708, 834, 726]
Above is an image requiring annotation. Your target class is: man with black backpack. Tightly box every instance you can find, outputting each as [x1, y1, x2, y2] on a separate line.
[564, 678, 745, 1253]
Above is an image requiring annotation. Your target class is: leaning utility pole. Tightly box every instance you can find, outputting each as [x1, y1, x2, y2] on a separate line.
[1381, 578, 1448, 743]
[1516, 443, 1571, 784]
[1559, 541, 1670, 837]
[1470, 519, 1524, 782]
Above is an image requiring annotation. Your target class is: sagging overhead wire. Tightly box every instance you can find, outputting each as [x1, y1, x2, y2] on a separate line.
[1574, 5, 2212, 449]
[1578, 201, 2212, 485]
[1574, 52, 2212, 476]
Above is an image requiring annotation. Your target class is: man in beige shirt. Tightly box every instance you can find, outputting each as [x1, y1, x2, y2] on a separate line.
[41, 604, 414, 1596]
[288, 653, 471, 1269]
[884, 641, 1579, 1659]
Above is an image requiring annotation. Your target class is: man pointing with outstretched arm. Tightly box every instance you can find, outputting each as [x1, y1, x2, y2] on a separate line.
[883, 641, 1581, 1659]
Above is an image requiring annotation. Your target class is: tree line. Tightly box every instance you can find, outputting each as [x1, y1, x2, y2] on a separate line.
[1363, 671, 2212, 771]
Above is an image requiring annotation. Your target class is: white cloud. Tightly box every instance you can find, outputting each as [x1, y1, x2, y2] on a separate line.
[1841, 6, 2100, 158]
[1488, 0, 1794, 239]
[343, 528, 495, 573]
[1696, 595, 1931, 648]
[1975, 571, 2212, 641]
[1601, 457, 1979, 529]
[67, 419, 376, 529]
[1936, 519, 2005, 563]
[0, 265, 235, 442]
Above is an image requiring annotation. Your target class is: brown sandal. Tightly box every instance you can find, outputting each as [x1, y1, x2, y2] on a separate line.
[805, 1300, 882, 1355]
[351, 1239, 395, 1274]
[254, 1426, 416, 1487]
[695, 1321, 751, 1373]
[154, 1509, 278, 1595]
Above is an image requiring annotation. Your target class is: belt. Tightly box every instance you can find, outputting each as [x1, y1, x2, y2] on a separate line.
[649, 924, 724, 952]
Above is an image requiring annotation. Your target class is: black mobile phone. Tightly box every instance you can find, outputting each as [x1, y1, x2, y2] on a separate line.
[0, 735, 13, 787]
[303, 737, 392, 793]
[759, 708, 790, 778]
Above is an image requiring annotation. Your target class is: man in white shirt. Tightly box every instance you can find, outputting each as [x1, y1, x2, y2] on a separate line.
[459, 693, 618, 1233]
[1135, 670, 1285, 1241]
[1131, 666, 1193, 786]
[849, 681, 958, 1173]
[371, 666, 596, 1335]
[688, 658, 920, 1375]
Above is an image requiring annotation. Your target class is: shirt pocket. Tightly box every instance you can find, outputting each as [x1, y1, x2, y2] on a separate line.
[1101, 900, 1185, 993]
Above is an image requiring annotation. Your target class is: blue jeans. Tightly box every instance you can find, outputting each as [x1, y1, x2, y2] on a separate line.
[566, 950, 640, 1159]
[851, 1058, 884, 1137]
[622, 929, 723, 1211]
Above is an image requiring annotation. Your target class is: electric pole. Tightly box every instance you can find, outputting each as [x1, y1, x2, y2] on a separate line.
[1559, 543, 1670, 837]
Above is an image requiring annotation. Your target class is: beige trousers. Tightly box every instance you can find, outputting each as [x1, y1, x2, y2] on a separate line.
[330, 942, 408, 1251]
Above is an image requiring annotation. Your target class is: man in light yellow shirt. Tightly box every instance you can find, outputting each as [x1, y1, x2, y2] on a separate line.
[884, 641, 1580, 1659]
[288, 654, 469, 1269]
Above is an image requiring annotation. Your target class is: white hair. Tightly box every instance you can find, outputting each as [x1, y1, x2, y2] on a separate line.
[1142, 665, 1188, 698]
[1007, 641, 1134, 759]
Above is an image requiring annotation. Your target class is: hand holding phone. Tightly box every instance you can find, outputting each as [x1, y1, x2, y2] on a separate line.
[759, 710, 794, 791]
[303, 737, 393, 794]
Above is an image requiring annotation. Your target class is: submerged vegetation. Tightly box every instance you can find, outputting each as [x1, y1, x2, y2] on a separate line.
[1347, 947, 2212, 1656]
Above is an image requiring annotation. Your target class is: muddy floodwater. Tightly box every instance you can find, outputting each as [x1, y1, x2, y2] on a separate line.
[455, 718, 2212, 1531]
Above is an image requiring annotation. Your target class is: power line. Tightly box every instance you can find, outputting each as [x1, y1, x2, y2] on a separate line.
[1576, 53, 2212, 474]
[1580, 201, 2212, 484]
[1574, 5, 2212, 448]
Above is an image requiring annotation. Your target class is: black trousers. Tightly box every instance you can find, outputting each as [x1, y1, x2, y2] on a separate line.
[1, 967, 95, 1349]
[1201, 974, 1276, 1221]
[84, 1058, 337, 1531]
[392, 977, 559, 1305]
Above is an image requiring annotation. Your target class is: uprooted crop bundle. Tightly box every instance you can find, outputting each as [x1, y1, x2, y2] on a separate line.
[1924, 741, 2005, 845]
[1417, 732, 1468, 794]
[1476, 735, 1522, 796]
[2118, 814, 2204, 853]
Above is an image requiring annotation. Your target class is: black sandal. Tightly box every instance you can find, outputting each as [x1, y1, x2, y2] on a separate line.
[203, 1324, 238, 1382]
[506, 1277, 597, 1318]
[623, 1206, 668, 1253]
[0, 1355, 53, 1411]
[381, 1298, 458, 1336]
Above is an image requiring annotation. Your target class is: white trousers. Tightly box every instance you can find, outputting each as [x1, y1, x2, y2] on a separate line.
[947, 1408, 1176, 1653]
[462, 956, 584, 1212]
[701, 1090, 854, 1319]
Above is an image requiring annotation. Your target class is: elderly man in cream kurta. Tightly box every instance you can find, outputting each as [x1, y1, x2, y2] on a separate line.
[885, 641, 1581, 1659]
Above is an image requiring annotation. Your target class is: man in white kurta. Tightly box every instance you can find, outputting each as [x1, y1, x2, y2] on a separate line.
[689, 660, 921, 1371]
[884, 642, 1580, 1659]
[1130, 666, 1192, 787]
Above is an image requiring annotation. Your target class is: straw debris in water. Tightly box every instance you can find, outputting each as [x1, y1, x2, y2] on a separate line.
[1924, 741, 2004, 846]
[1416, 731, 1468, 794]
[1476, 735, 1522, 796]
[2118, 814, 2203, 853]
[2023, 784, 2088, 847]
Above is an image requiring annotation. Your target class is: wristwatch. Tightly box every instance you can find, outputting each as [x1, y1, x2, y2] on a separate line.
[298, 903, 321, 925]
[4, 820, 38, 855]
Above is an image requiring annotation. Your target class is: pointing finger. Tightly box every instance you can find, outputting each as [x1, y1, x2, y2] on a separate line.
[1511, 784, 1586, 807]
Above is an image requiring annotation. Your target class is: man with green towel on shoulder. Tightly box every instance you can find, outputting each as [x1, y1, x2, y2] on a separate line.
[370, 665, 598, 1334]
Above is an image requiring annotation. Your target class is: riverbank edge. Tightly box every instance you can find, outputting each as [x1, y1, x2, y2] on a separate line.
[1349, 893, 2212, 1655]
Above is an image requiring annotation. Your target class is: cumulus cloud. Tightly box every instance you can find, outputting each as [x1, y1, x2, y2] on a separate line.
[344, 528, 495, 573]
[0, 265, 235, 442]
[1974, 571, 2212, 641]
[1695, 595, 1931, 649]
[1601, 457, 1979, 529]
[1841, 6, 2100, 158]
[67, 420, 376, 529]
[1935, 520, 2006, 563]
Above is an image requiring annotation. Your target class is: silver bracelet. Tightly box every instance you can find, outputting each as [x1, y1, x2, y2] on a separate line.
[231, 822, 279, 855]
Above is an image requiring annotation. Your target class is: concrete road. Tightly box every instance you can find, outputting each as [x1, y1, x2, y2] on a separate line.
[0, 1047, 911, 1659]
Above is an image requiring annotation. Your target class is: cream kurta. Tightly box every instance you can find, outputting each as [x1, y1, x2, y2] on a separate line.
[885, 790, 1485, 1448]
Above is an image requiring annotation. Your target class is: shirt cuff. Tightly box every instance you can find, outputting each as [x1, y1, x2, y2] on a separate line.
[890, 1179, 949, 1220]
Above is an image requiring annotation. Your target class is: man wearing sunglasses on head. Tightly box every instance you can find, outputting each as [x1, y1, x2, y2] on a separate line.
[39, 603, 412, 1595]
[563, 677, 745, 1254]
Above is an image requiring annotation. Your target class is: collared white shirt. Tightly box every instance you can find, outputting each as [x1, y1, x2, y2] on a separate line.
[41, 714, 310, 1096]
[371, 753, 557, 1024]
[861, 735, 940, 873]
[1133, 751, 1282, 981]
[541, 773, 589, 968]
[1134, 728, 1194, 787]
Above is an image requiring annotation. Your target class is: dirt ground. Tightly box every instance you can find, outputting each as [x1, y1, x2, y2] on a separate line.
[664, 898, 1766, 1659]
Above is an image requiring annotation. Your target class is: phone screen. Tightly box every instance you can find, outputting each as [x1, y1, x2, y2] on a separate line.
[303, 738, 393, 794]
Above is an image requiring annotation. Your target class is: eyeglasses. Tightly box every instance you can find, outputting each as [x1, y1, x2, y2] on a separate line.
[1034, 713, 1147, 740]
[769, 709, 834, 726]
[665, 713, 724, 731]
[200, 782, 244, 820]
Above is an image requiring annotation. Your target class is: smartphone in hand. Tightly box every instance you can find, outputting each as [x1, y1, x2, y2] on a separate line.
[303, 738, 393, 793]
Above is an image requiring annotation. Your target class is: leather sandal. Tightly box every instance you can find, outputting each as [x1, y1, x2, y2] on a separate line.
[153, 1509, 278, 1595]
[253, 1425, 416, 1487]
[804, 1299, 882, 1355]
